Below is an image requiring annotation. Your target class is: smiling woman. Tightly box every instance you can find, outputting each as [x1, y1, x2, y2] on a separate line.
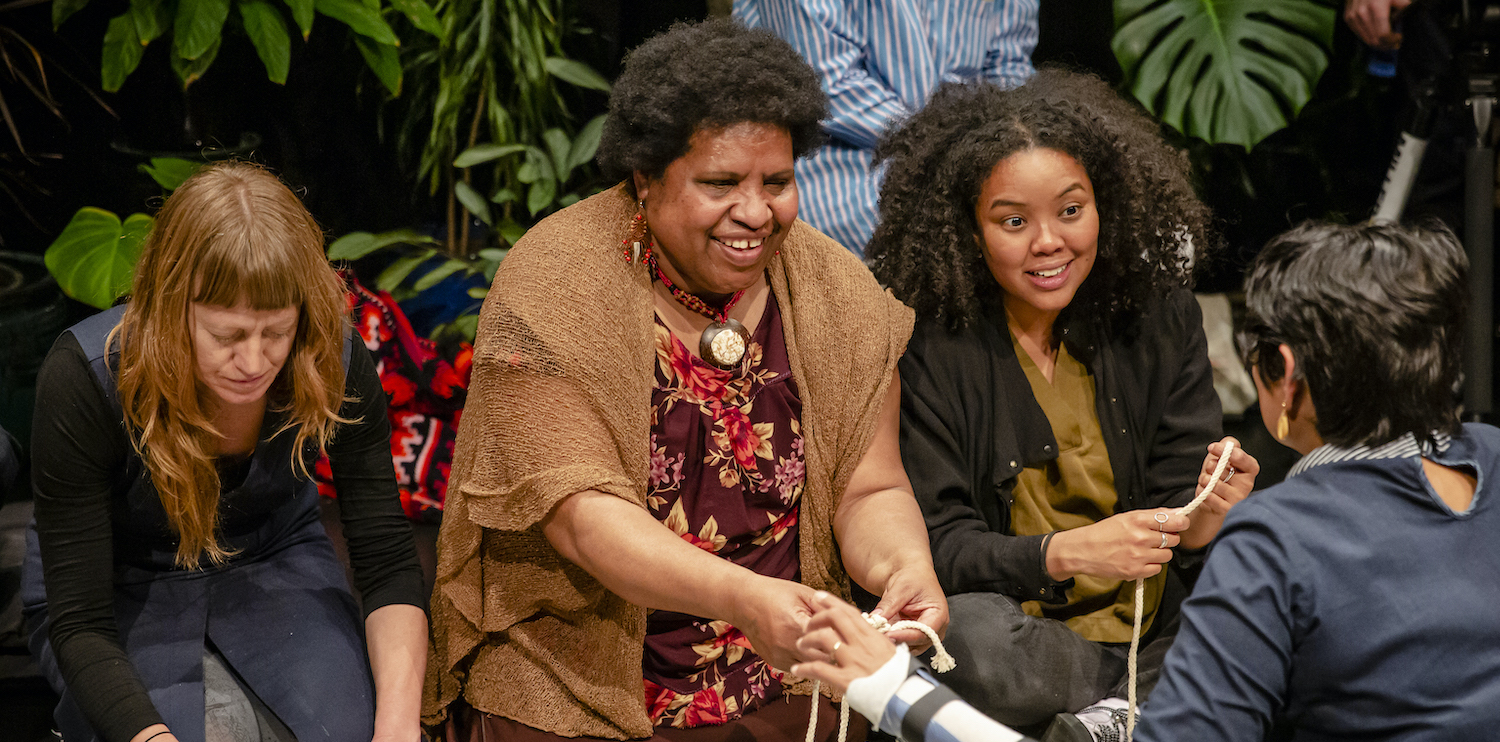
[867, 70, 1260, 741]
[22, 162, 428, 742]
[424, 18, 947, 742]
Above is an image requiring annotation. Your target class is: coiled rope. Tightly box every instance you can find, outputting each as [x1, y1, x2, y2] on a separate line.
[804, 613, 956, 742]
[1124, 439, 1234, 741]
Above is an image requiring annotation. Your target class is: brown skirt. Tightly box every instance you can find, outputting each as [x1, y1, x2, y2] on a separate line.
[444, 694, 870, 742]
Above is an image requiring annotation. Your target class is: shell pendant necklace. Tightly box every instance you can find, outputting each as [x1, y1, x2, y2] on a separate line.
[645, 249, 750, 369]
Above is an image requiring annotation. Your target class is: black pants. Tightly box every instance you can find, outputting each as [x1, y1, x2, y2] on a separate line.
[931, 581, 1184, 728]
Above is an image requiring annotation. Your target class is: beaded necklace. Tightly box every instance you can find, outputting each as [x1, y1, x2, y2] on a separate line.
[644, 248, 751, 369]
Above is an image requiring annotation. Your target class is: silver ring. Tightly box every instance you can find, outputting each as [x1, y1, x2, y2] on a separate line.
[1222, 465, 1236, 482]
[831, 641, 842, 664]
[1154, 512, 1169, 531]
[1159, 532, 1169, 549]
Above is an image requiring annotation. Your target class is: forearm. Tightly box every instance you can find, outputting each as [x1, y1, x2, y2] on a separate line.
[834, 485, 934, 594]
[365, 603, 427, 741]
[542, 490, 769, 624]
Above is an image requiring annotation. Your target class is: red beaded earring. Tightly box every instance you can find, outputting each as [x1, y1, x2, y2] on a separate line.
[622, 199, 649, 263]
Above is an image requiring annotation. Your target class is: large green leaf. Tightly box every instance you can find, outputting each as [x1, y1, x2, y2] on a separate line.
[53, 0, 92, 29]
[101, 12, 146, 93]
[137, 157, 204, 190]
[315, 0, 398, 45]
[454, 181, 493, 225]
[173, 0, 231, 60]
[128, 0, 168, 44]
[171, 37, 221, 87]
[567, 114, 606, 172]
[282, 0, 314, 38]
[1113, 0, 1336, 149]
[327, 229, 437, 260]
[45, 209, 153, 310]
[453, 143, 526, 168]
[542, 57, 610, 92]
[240, 0, 292, 84]
[354, 36, 402, 96]
[389, 0, 442, 39]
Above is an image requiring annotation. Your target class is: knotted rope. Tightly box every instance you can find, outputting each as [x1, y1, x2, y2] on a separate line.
[1124, 439, 1234, 741]
[804, 613, 956, 742]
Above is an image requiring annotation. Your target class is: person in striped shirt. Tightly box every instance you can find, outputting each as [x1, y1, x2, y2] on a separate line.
[733, 0, 1039, 256]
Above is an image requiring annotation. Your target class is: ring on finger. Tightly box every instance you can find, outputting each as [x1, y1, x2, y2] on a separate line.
[1159, 532, 1169, 549]
[1222, 465, 1236, 483]
[1154, 512, 1169, 531]
[831, 641, 842, 665]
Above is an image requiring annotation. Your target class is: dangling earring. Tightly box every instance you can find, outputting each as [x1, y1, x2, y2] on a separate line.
[1275, 401, 1290, 440]
[622, 199, 648, 263]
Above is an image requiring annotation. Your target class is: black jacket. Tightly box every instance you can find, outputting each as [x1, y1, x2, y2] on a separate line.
[898, 289, 1222, 604]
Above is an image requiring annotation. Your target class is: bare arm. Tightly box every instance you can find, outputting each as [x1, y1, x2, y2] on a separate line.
[541, 491, 820, 670]
[833, 372, 949, 648]
[366, 603, 427, 742]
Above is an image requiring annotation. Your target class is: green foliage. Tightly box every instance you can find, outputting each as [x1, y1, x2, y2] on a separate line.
[43, 158, 201, 309]
[1113, 0, 1338, 149]
[45, 210, 154, 309]
[394, 0, 610, 254]
[58, 0, 440, 92]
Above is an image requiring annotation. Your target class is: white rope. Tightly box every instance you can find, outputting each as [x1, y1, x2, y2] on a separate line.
[804, 613, 956, 742]
[1124, 439, 1234, 741]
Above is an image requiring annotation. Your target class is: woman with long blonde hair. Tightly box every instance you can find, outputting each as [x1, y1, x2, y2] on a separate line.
[22, 162, 427, 742]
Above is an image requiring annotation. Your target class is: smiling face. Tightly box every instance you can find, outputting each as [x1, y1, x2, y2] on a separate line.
[191, 301, 299, 407]
[635, 121, 798, 298]
[974, 147, 1099, 330]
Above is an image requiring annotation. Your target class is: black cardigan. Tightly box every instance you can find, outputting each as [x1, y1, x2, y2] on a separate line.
[898, 289, 1222, 604]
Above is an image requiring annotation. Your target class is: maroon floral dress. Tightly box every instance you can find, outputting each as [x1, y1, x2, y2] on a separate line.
[642, 295, 806, 729]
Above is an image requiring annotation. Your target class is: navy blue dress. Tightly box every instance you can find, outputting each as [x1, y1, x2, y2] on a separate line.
[21, 305, 424, 742]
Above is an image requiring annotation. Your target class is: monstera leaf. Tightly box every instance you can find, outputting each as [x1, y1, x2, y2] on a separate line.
[45, 209, 153, 309]
[1114, 0, 1337, 149]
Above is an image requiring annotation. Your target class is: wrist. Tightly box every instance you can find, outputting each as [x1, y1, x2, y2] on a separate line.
[1044, 529, 1078, 580]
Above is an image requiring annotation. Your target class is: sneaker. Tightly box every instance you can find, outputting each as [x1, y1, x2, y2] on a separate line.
[1040, 698, 1133, 742]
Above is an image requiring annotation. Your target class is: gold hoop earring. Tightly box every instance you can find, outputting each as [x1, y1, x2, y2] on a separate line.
[1275, 403, 1290, 440]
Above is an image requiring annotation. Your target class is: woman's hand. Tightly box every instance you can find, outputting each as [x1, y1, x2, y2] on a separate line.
[1179, 437, 1260, 550]
[869, 566, 948, 654]
[1046, 508, 1190, 581]
[731, 576, 824, 672]
[792, 592, 899, 694]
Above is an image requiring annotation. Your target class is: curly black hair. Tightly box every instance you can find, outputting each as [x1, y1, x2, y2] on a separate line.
[597, 18, 828, 191]
[867, 68, 1216, 332]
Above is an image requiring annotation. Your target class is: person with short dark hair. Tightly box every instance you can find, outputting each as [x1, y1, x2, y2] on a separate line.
[424, 19, 947, 741]
[868, 70, 1261, 741]
[1136, 221, 1500, 741]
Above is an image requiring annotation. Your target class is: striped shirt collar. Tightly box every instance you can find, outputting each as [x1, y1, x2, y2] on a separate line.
[1288, 431, 1453, 478]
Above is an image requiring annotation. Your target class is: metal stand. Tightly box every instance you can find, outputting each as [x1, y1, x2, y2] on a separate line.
[1464, 78, 1495, 415]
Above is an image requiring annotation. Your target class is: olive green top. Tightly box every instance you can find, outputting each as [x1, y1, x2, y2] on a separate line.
[1009, 331, 1165, 643]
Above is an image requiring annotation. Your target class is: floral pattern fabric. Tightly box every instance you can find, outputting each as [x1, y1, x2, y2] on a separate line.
[642, 295, 806, 729]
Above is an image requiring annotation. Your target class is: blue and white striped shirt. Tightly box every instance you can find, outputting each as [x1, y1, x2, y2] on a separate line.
[735, 0, 1039, 255]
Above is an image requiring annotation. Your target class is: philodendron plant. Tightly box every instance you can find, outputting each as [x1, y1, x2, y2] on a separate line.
[44, 157, 202, 309]
[1113, 0, 1338, 150]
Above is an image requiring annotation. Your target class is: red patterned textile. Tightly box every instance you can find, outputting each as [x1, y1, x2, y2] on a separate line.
[642, 296, 805, 729]
[315, 274, 472, 522]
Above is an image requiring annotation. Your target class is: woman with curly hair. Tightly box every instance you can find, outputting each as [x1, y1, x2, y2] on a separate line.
[867, 70, 1260, 741]
[424, 18, 946, 741]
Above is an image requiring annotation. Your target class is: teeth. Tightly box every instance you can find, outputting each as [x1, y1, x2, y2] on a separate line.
[1032, 266, 1065, 278]
[720, 238, 763, 250]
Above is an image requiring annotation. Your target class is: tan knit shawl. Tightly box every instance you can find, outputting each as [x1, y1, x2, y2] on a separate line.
[423, 184, 914, 739]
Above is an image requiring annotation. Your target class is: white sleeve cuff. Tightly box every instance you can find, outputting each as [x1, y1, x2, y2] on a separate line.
[843, 643, 912, 727]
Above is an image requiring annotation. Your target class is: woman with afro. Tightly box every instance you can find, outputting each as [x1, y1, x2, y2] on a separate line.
[867, 69, 1260, 741]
